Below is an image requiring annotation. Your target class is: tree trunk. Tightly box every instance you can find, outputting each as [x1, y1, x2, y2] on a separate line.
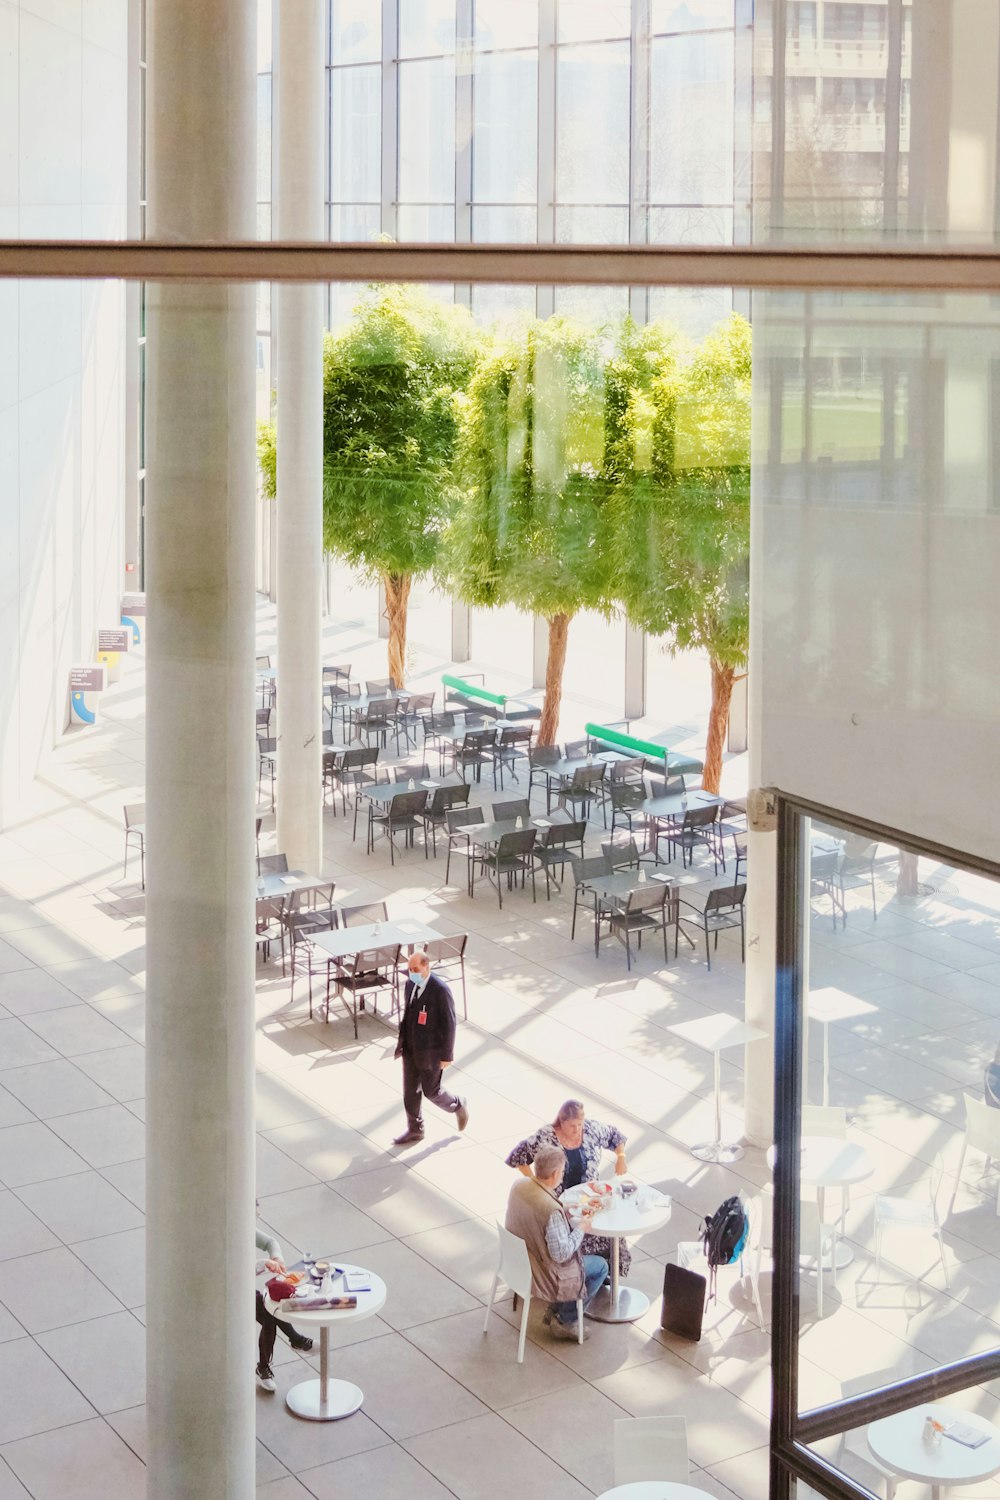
[897, 849, 919, 899]
[702, 658, 736, 794]
[382, 571, 411, 688]
[537, 613, 571, 746]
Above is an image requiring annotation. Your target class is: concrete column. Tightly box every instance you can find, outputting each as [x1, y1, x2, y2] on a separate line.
[623, 621, 646, 721]
[532, 615, 548, 690]
[273, 0, 324, 872]
[451, 599, 471, 662]
[145, 2, 256, 1497]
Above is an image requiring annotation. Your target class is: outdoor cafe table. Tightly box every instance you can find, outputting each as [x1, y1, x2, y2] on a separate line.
[255, 870, 332, 903]
[867, 1406, 1000, 1499]
[577, 870, 673, 954]
[336, 689, 410, 733]
[360, 774, 462, 806]
[562, 1180, 672, 1323]
[308, 916, 441, 964]
[641, 791, 726, 858]
[265, 1262, 387, 1420]
[465, 812, 570, 852]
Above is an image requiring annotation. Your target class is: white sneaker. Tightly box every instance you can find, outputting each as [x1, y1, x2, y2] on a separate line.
[256, 1364, 276, 1392]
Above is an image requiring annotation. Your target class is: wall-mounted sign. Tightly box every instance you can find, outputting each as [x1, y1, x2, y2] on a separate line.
[69, 665, 106, 725]
[98, 628, 130, 654]
[121, 591, 146, 646]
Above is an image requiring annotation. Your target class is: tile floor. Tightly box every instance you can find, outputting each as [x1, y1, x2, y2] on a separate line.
[0, 600, 999, 1499]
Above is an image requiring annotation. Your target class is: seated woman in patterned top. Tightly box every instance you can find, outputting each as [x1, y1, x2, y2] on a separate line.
[506, 1099, 631, 1278]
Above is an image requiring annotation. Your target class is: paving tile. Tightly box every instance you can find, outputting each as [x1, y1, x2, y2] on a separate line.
[595, 1351, 770, 1467]
[0, 1017, 60, 1069]
[0, 970, 79, 1017]
[0, 1088, 33, 1130]
[0, 1304, 26, 1344]
[46, 1105, 145, 1168]
[0, 1191, 60, 1260]
[0, 1338, 95, 1443]
[262, 1116, 390, 1182]
[73, 1227, 145, 1308]
[256, 1135, 321, 1196]
[297, 1442, 457, 1500]
[258, 1184, 391, 1259]
[37, 1311, 145, 1413]
[333, 1160, 472, 1238]
[22, 1005, 134, 1058]
[72, 1044, 145, 1102]
[0, 1246, 124, 1335]
[1, 1416, 145, 1499]
[0, 1456, 31, 1497]
[502, 1382, 631, 1494]
[0, 1123, 90, 1189]
[257, 1479, 315, 1499]
[99, 1159, 146, 1211]
[328, 1331, 490, 1440]
[41, 960, 143, 1003]
[351, 1240, 481, 1331]
[252, 1360, 391, 1474]
[402, 1412, 592, 1500]
[0, 1059, 117, 1120]
[16, 1170, 144, 1244]
[0, 925, 98, 969]
[401, 1215, 503, 1300]
[409, 1305, 584, 1408]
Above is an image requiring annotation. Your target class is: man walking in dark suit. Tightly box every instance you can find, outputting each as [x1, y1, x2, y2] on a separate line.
[393, 950, 469, 1146]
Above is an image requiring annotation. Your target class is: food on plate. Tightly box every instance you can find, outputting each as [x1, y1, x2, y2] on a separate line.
[285, 1271, 302, 1285]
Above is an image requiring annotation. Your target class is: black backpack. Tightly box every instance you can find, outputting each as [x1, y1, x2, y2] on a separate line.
[701, 1196, 749, 1300]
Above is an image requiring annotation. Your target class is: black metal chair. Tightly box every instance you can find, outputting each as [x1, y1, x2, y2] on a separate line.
[340, 901, 388, 927]
[528, 743, 562, 811]
[677, 883, 747, 970]
[491, 798, 531, 824]
[123, 803, 146, 888]
[365, 678, 393, 696]
[399, 691, 435, 748]
[281, 890, 338, 980]
[422, 711, 457, 772]
[445, 806, 486, 891]
[405, 934, 470, 1019]
[419, 782, 471, 856]
[568, 853, 614, 940]
[328, 944, 402, 1036]
[665, 805, 721, 871]
[258, 736, 277, 808]
[533, 821, 586, 898]
[392, 761, 431, 784]
[597, 880, 678, 971]
[492, 726, 534, 789]
[563, 738, 589, 760]
[601, 838, 654, 871]
[257, 853, 289, 875]
[472, 828, 537, 908]
[368, 788, 429, 862]
[811, 850, 847, 929]
[606, 782, 651, 845]
[556, 763, 606, 823]
[838, 839, 880, 920]
[357, 697, 400, 751]
[449, 728, 494, 783]
[323, 745, 379, 818]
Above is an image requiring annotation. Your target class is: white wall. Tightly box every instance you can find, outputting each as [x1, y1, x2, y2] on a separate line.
[0, 0, 128, 823]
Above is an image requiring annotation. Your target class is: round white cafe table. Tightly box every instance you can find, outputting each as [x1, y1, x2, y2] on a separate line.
[766, 1134, 874, 1268]
[867, 1405, 1000, 1499]
[596, 1482, 715, 1500]
[563, 1182, 671, 1324]
[265, 1263, 386, 1420]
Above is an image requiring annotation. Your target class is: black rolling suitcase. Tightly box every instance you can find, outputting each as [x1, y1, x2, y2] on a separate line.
[661, 1263, 706, 1341]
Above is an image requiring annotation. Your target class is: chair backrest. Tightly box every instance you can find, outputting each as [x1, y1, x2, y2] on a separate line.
[570, 853, 613, 885]
[492, 799, 531, 823]
[610, 783, 644, 810]
[124, 803, 145, 829]
[258, 736, 277, 753]
[494, 1222, 533, 1301]
[424, 711, 456, 735]
[255, 655, 271, 669]
[802, 1105, 847, 1137]
[610, 755, 646, 784]
[405, 692, 435, 715]
[683, 804, 718, 828]
[395, 763, 431, 782]
[529, 744, 561, 766]
[365, 679, 392, 696]
[349, 943, 401, 976]
[563, 739, 589, 760]
[341, 746, 378, 771]
[811, 849, 842, 881]
[323, 662, 351, 683]
[363, 698, 393, 720]
[258, 854, 289, 874]
[569, 764, 606, 790]
[602, 839, 640, 869]
[649, 773, 686, 798]
[964, 1092, 1000, 1154]
[425, 933, 468, 964]
[255, 707, 271, 730]
[428, 782, 468, 815]
[446, 806, 485, 832]
[321, 728, 334, 746]
[389, 789, 429, 816]
[461, 729, 493, 751]
[341, 901, 389, 927]
[499, 726, 533, 748]
[542, 821, 586, 851]
[613, 1416, 689, 1486]
[497, 829, 537, 857]
[706, 883, 746, 913]
[626, 882, 671, 914]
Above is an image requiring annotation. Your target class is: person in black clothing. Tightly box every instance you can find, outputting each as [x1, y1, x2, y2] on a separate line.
[393, 951, 469, 1145]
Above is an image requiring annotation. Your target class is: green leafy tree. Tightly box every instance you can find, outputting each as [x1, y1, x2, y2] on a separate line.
[442, 316, 612, 744]
[321, 284, 478, 685]
[608, 313, 751, 792]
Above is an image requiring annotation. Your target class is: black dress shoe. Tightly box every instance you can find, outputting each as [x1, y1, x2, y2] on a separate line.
[392, 1128, 426, 1146]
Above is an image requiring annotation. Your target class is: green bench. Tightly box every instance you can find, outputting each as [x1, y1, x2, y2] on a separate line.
[584, 721, 704, 779]
[442, 674, 540, 723]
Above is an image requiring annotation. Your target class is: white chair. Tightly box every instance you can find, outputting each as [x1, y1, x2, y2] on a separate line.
[873, 1154, 950, 1294]
[839, 1371, 899, 1500]
[482, 1222, 583, 1363]
[614, 1415, 688, 1486]
[949, 1094, 1000, 1215]
[760, 1190, 838, 1318]
[677, 1193, 766, 1330]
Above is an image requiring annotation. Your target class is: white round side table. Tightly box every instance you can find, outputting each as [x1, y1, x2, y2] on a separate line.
[867, 1405, 1000, 1499]
[265, 1262, 386, 1421]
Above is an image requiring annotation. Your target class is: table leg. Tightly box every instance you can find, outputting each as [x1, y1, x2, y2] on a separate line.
[691, 1047, 744, 1164]
[284, 1325, 364, 1421]
[585, 1234, 651, 1324]
[822, 1021, 830, 1108]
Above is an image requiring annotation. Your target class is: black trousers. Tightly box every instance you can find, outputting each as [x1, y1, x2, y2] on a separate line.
[255, 1290, 297, 1369]
[402, 1052, 461, 1130]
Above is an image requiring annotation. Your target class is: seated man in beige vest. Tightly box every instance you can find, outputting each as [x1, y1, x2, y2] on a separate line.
[504, 1143, 609, 1340]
